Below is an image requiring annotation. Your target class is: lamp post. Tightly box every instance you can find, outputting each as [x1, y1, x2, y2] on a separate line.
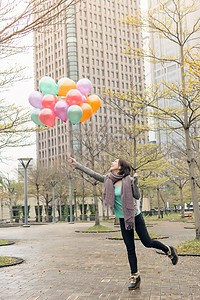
[74, 189, 77, 221]
[51, 181, 56, 223]
[69, 175, 74, 224]
[18, 158, 32, 227]
[8, 186, 14, 225]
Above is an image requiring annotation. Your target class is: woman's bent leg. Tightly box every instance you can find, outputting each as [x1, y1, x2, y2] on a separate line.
[119, 218, 138, 274]
[135, 213, 169, 253]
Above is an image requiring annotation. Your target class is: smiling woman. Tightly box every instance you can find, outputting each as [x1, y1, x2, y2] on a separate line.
[69, 157, 179, 290]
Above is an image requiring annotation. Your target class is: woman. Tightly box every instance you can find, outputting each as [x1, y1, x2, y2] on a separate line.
[69, 157, 178, 290]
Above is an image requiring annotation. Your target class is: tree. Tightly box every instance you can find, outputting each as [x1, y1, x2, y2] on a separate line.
[162, 150, 190, 217]
[115, 0, 200, 239]
[28, 164, 46, 221]
[0, 0, 81, 48]
[103, 87, 169, 212]
[0, 100, 34, 161]
[72, 123, 114, 225]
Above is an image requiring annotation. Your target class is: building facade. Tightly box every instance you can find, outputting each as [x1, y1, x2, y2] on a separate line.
[34, 0, 147, 167]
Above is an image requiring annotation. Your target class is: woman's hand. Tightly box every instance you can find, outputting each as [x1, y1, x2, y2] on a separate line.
[133, 173, 138, 177]
[69, 157, 77, 166]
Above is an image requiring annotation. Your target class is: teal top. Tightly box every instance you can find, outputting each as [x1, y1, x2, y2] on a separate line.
[114, 184, 141, 218]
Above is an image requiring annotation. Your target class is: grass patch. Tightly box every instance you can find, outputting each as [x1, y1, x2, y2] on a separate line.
[176, 239, 200, 255]
[0, 256, 16, 265]
[101, 219, 115, 223]
[111, 231, 162, 240]
[80, 224, 117, 232]
[0, 240, 9, 245]
[144, 213, 194, 223]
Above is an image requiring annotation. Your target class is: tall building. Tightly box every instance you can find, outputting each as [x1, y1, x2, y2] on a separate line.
[34, 0, 147, 167]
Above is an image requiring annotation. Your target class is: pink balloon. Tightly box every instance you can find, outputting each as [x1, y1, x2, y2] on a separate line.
[39, 108, 56, 127]
[41, 94, 58, 110]
[28, 91, 43, 109]
[54, 100, 69, 122]
[66, 89, 83, 106]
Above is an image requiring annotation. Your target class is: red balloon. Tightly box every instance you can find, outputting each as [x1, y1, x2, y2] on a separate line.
[39, 108, 56, 127]
[41, 94, 58, 110]
[66, 89, 83, 106]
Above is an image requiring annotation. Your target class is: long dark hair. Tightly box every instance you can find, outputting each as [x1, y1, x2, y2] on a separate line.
[118, 158, 132, 176]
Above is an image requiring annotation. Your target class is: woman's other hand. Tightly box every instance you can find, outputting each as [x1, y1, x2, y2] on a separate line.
[133, 173, 138, 177]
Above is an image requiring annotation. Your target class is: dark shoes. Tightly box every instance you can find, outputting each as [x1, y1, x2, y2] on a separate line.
[128, 272, 141, 290]
[167, 246, 178, 265]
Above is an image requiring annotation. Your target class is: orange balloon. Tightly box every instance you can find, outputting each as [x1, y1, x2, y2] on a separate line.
[86, 95, 101, 113]
[79, 103, 93, 122]
[57, 78, 76, 97]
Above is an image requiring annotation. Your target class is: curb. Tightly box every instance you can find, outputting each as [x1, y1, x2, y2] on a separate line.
[156, 250, 200, 257]
[0, 257, 24, 268]
[107, 236, 169, 240]
[184, 227, 195, 229]
[75, 230, 120, 233]
[0, 241, 15, 247]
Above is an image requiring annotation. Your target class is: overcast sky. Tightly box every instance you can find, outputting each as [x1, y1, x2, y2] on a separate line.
[0, 34, 36, 180]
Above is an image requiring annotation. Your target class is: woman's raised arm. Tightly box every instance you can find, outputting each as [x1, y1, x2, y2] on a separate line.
[69, 157, 105, 183]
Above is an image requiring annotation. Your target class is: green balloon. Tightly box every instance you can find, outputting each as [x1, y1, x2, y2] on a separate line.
[31, 109, 46, 126]
[39, 76, 58, 95]
[67, 105, 83, 125]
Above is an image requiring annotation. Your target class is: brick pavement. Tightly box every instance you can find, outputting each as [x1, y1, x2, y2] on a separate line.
[0, 220, 199, 300]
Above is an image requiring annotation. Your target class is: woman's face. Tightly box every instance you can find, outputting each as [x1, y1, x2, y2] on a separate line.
[110, 159, 121, 173]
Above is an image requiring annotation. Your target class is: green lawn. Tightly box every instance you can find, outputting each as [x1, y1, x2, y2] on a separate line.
[110, 231, 162, 240]
[80, 224, 118, 232]
[0, 256, 16, 265]
[176, 239, 200, 255]
[144, 213, 194, 223]
[0, 240, 9, 245]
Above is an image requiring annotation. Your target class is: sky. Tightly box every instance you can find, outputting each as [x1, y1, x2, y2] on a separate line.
[0, 35, 36, 180]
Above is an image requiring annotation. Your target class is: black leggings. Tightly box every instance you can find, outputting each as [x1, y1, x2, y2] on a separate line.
[120, 213, 169, 274]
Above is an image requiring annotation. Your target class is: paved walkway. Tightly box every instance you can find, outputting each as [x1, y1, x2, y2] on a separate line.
[0, 220, 199, 300]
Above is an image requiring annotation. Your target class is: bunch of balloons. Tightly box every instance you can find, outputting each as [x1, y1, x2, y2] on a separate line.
[29, 76, 101, 127]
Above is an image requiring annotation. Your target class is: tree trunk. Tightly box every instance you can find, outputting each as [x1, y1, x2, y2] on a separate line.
[82, 179, 85, 221]
[179, 184, 184, 218]
[46, 194, 49, 222]
[36, 184, 40, 222]
[59, 198, 62, 221]
[179, 13, 200, 238]
[106, 206, 109, 220]
[93, 183, 100, 225]
[157, 186, 160, 218]
[185, 128, 200, 238]
[74, 189, 77, 221]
